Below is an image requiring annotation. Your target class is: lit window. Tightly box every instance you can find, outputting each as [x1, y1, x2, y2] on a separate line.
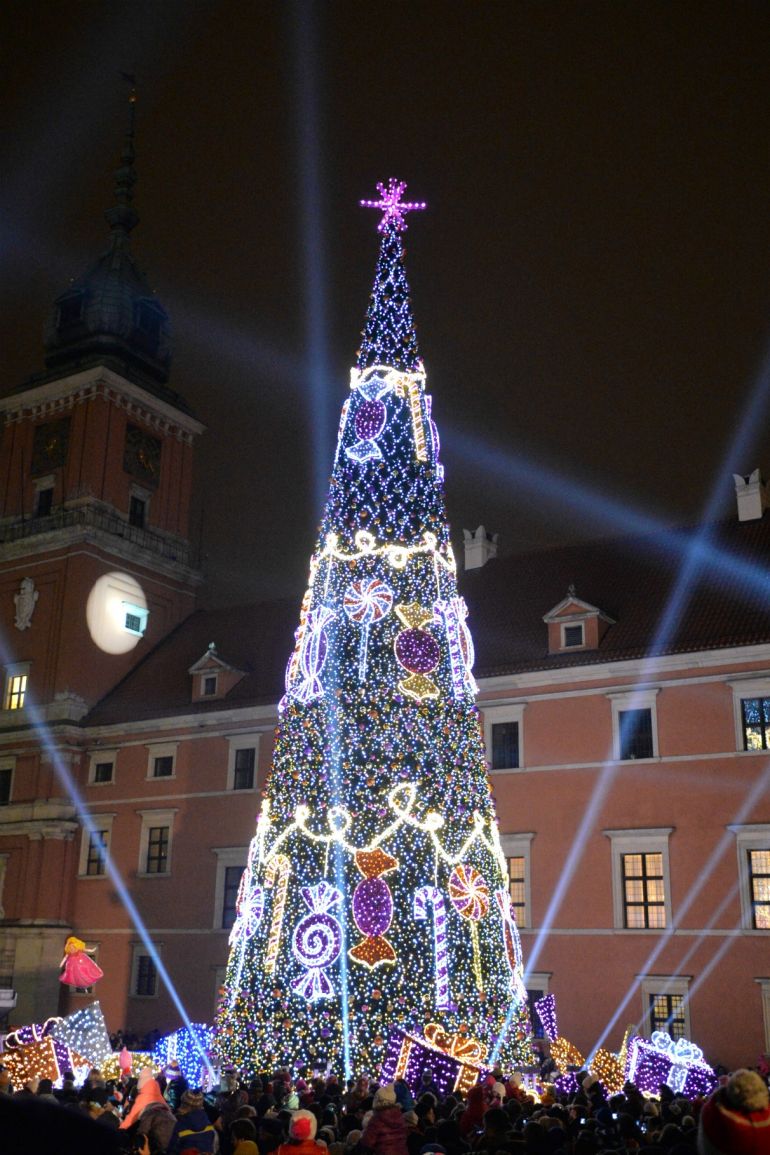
[85, 830, 109, 877]
[742, 698, 770, 751]
[222, 865, 243, 930]
[622, 852, 666, 928]
[605, 828, 673, 931]
[5, 674, 27, 711]
[749, 850, 770, 929]
[650, 992, 686, 1039]
[122, 602, 149, 637]
[508, 855, 527, 928]
[640, 975, 691, 1039]
[233, 747, 255, 791]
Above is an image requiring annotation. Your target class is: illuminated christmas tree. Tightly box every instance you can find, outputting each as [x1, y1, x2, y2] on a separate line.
[216, 181, 532, 1077]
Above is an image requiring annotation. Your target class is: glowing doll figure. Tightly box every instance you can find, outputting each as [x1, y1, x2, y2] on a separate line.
[59, 935, 104, 987]
[216, 181, 531, 1077]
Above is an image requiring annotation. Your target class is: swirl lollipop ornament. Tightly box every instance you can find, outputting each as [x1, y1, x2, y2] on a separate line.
[449, 864, 490, 993]
[344, 578, 394, 681]
[292, 881, 344, 1001]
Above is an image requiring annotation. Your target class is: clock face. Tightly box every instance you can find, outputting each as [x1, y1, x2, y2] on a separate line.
[31, 417, 70, 476]
[123, 424, 161, 485]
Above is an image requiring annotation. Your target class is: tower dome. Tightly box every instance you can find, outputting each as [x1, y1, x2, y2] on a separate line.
[43, 92, 171, 386]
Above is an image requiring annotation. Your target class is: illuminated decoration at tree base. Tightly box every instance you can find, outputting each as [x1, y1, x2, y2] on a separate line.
[2, 1016, 90, 1088]
[50, 1001, 112, 1065]
[100, 1051, 156, 1081]
[625, 1031, 717, 1097]
[215, 181, 532, 1076]
[588, 1047, 625, 1094]
[380, 1025, 488, 1096]
[152, 1023, 214, 1088]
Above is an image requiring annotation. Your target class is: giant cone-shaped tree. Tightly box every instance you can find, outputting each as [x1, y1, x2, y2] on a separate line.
[216, 181, 532, 1077]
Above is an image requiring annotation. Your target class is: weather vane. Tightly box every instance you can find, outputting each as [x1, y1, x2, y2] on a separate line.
[360, 178, 426, 233]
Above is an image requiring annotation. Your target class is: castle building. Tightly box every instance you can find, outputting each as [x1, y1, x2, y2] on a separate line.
[0, 125, 768, 1071]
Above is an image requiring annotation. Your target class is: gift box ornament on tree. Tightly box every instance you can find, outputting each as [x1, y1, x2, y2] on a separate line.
[215, 180, 532, 1076]
[380, 1024, 489, 1097]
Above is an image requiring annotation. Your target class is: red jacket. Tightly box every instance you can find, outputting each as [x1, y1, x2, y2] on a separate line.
[698, 1086, 770, 1155]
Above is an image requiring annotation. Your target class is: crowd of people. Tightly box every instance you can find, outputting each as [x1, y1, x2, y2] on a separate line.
[1, 1056, 769, 1155]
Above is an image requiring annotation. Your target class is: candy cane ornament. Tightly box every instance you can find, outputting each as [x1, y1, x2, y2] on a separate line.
[413, 885, 450, 1008]
[264, 854, 291, 974]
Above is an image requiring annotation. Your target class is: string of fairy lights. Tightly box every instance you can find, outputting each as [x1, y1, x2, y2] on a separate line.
[215, 183, 532, 1077]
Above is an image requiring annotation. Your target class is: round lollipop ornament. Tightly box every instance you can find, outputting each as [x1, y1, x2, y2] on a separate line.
[449, 864, 490, 993]
[343, 578, 393, 681]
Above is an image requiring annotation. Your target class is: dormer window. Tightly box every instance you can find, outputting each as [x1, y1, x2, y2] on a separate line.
[202, 674, 218, 696]
[134, 300, 163, 353]
[562, 623, 584, 649]
[188, 643, 247, 704]
[122, 602, 149, 637]
[543, 586, 615, 656]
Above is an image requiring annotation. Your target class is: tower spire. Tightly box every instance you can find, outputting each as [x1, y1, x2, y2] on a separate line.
[104, 79, 139, 254]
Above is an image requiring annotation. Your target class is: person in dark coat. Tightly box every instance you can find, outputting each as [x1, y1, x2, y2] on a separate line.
[168, 1089, 219, 1154]
[361, 1084, 409, 1155]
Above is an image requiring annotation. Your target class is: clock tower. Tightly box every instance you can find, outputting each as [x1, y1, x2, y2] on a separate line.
[0, 94, 203, 1016]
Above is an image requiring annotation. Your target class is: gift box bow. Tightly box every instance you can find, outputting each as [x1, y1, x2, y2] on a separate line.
[424, 1023, 488, 1064]
[649, 1031, 705, 1067]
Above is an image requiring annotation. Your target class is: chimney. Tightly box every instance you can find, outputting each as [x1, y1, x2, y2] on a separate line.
[463, 525, 499, 570]
[733, 469, 768, 522]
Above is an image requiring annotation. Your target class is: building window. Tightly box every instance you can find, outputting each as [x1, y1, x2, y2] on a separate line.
[500, 832, 534, 928]
[130, 945, 160, 998]
[85, 830, 109, 877]
[508, 856, 527, 928]
[605, 828, 673, 931]
[227, 735, 261, 792]
[5, 672, 28, 711]
[146, 826, 169, 874]
[129, 495, 146, 528]
[89, 751, 116, 785]
[618, 708, 654, 760]
[562, 623, 584, 648]
[137, 809, 177, 877]
[233, 747, 255, 791]
[146, 744, 177, 780]
[748, 850, 770, 929]
[153, 756, 173, 779]
[731, 826, 770, 930]
[525, 973, 551, 1041]
[212, 847, 249, 930]
[57, 291, 84, 328]
[484, 704, 526, 772]
[640, 976, 691, 1039]
[122, 602, 149, 637]
[35, 486, 54, 518]
[0, 767, 12, 805]
[741, 697, 770, 751]
[203, 674, 218, 696]
[492, 722, 520, 770]
[222, 865, 243, 931]
[622, 852, 666, 928]
[93, 761, 113, 784]
[609, 689, 659, 761]
[0, 943, 15, 989]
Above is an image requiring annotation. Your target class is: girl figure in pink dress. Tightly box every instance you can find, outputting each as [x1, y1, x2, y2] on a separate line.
[59, 935, 104, 986]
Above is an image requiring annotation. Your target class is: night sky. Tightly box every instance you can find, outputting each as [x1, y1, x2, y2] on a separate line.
[3, 1, 770, 608]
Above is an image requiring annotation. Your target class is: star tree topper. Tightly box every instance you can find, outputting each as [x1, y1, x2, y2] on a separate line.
[360, 178, 427, 232]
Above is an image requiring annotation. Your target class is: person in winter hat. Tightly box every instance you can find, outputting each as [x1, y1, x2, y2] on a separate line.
[361, 1084, 408, 1155]
[698, 1068, 770, 1154]
[167, 1088, 219, 1154]
[275, 1109, 328, 1155]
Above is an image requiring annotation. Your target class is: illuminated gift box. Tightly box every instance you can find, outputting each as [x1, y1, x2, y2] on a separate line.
[152, 1023, 214, 1087]
[50, 1001, 112, 1065]
[380, 1024, 488, 1096]
[625, 1031, 717, 1098]
[2, 1037, 88, 1085]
